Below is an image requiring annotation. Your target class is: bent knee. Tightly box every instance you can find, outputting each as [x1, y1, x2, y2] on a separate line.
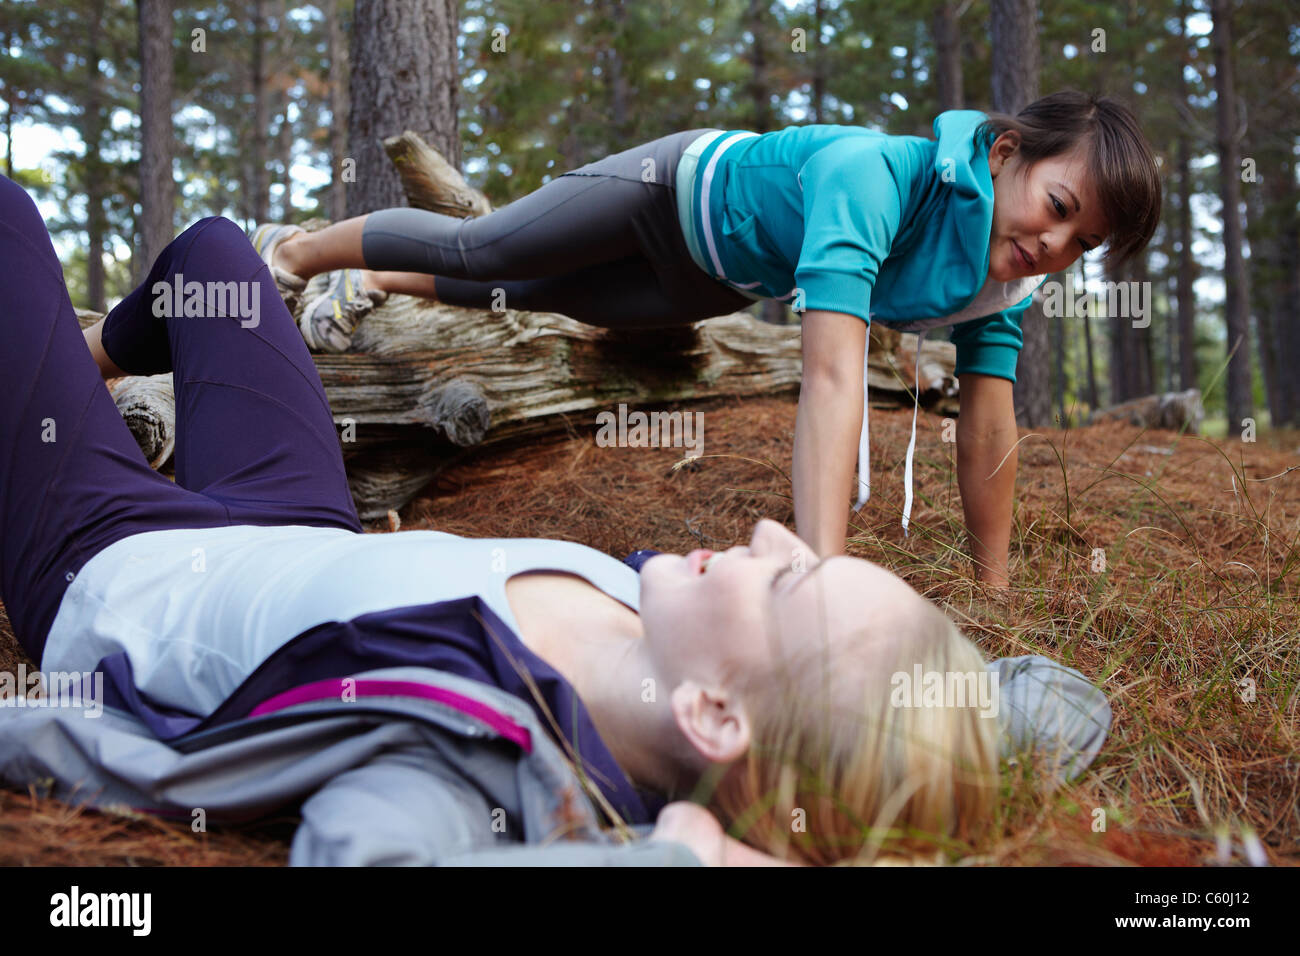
[174, 216, 256, 263]
[183, 215, 247, 243]
[0, 174, 54, 243]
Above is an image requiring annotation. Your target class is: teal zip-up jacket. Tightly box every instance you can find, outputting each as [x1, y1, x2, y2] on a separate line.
[676, 110, 1048, 384]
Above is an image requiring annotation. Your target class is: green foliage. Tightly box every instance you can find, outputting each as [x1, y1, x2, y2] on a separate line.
[3, 0, 1297, 425]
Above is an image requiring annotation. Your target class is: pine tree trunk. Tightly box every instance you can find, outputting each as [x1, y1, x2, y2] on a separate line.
[326, 0, 349, 222]
[84, 0, 107, 312]
[1050, 272, 1065, 422]
[811, 0, 827, 123]
[1, 27, 11, 180]
[1210, 0, 1254, 427]
[990, 0, 1049, 427]
[1278, 157, 1300, 427]
[1107, 260, 1131, 403]
[277, 103, 294, 220]
[137, 0, 176, 272]
[248, 0, 270, 223]
[1162, 247, 1174, 394]
[274, 0, 295, 220]
[745, 0, 773, 133]
[1245, 163, 1282, 427]
[1176, 131, 1197, 391]
[602, 0, 629, 139]
[346, 0, 460, 216]
[1174, 1, 1198, 393]
[1080, 258, 1099, 409]
[1131, 253, 1154, 395]
[747, 0, 783, 325]
[931, 0, 964, 110]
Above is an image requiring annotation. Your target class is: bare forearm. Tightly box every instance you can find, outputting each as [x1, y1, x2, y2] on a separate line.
[955, 376, 1018, 586]
[793, 375, 860, 557]
[792, 310, 866, 558]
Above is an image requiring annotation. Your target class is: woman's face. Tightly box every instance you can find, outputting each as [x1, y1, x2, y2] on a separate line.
[638, 519, 929, 689]
[986, 132, 1110, 283]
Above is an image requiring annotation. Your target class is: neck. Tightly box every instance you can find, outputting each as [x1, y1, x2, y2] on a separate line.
[544, 611, 690, 799]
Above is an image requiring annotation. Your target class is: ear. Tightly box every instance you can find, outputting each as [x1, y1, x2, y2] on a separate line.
[669, 679, 752, 765]
[987, 131, 1021, 177]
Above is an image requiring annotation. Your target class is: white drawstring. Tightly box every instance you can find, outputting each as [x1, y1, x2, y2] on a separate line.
[855, 335, 871, 509]
[855, 329, 928, 537]
[901, 329, 927, 536]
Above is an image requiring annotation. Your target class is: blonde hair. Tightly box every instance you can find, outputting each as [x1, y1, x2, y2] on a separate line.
[704, 600, 1000, 865]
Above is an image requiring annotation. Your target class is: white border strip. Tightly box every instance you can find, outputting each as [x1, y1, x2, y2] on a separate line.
[698, 132, 759, 279]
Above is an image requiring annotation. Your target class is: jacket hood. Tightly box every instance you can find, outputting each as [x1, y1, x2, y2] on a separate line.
[931, 108, 995, 299]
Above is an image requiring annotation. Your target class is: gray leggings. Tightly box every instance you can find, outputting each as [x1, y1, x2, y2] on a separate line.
[360, 129, 756, 329]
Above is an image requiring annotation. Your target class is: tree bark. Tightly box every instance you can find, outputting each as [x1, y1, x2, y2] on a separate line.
[746, 0, 784, 325]
[274, 0, 295, 221]
[85, 0, 107, 312]
[1130, 253, 1155, 395]
[346, 0, 460, 215]
[1080, 258, 1098, 411]
[931, 0, 964, 111]
[990, 0, 1049, 427]
[811, 0, 827, 123]
[1, 27, 11, 180]
[248, 0, 270, 224]
[1049, 271, 1065, 421]
[1176, 130, 1197, 391]
[1278, 157, 1300, 427]
[601, 0, 630, 139]
[1245, 160, 1282, 427]
[745, 0, 773, 133]
[137, 0, 176, 272]
[1174, 1, 1198, 393]
[1210, 0, 1254, 428]
[1106, 259, 1130, 404]
[326, 0, 349, 222]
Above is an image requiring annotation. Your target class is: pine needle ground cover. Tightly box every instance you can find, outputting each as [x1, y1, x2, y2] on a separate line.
[2, 395, 1296, 866]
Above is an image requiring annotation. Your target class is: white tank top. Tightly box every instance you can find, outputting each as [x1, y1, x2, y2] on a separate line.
[41, 525, 641, 718]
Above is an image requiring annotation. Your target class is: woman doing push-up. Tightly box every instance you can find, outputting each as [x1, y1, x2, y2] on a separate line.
[243, 89, 1161, 582]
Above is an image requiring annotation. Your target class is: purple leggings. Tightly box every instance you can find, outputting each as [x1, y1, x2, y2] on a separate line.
[0, 174, 361, 663]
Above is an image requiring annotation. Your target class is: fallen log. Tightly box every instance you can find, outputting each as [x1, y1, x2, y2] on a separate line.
[108, 372, 176, 469]
[1089, 389, 1204, 432]
[79, 305, 959, 516]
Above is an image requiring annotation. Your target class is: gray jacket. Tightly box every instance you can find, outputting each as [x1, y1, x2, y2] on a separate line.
[0, 654, 1109, 865]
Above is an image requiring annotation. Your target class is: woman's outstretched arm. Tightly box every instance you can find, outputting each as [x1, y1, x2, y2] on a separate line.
[793, 310, 866, 558]
[955, 372, 1018, 587]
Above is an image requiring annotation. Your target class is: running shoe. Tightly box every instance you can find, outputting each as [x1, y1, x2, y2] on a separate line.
[249, 222, 308, 317]
[299, 268, 378, 352]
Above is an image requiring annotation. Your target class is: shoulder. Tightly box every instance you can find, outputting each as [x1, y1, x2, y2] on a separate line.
[797, 127, 932, 188]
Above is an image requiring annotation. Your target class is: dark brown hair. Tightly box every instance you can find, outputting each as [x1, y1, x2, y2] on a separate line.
[974, 89, 1162, 271]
